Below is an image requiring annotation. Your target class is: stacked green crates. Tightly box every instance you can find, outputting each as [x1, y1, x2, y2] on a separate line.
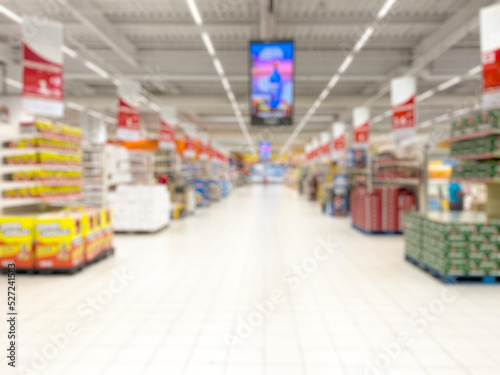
[404, 213, 422, 262]
[409, 212, 500, 277]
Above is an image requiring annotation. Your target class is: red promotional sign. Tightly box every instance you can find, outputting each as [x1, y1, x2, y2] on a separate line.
[353, 107, 370, 147]
[480, 4, 500, 108]
[118, 98, 140, 131]
[392, 97, 415, 131]
[334, 134, 345, 151]
[391, 76, 416, 141]
[159, 119, 175, 149]
[22, 17, 64, 117]
[22, 44, 63, 102]
[117, 80, 141, 140]
[354, 122, 369, 143]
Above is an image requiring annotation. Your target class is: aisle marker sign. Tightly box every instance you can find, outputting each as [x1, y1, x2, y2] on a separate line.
[320, 131, 331, 162]
[117, 80, 141, 140]
[480, 4, 500, 109]
[352, 107, 370, 148]
[311, 137, 320, 162]
[22, 17, 64, 117]
[333, 122, 346, 151]
[159, 107, 176, 149]
[198, 132, 210, 161]
[391, 76, 416, 141]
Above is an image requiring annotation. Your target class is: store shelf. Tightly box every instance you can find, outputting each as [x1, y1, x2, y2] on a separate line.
[1, 164, 82, 174]
[374, 160, 420, 168]
[0, 194, 82, 208]
[347, 168, 368, 174]
[447, 129, 500, 142]
[1, 179, 83, 190]
[374, 178, 420, 186]
[0, 147, 81, 157]
[450, 152, 500, 160]
[453, 177, 500, 184]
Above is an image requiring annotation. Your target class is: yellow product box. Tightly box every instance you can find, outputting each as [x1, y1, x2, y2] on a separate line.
[0, 217, 35, 270]
[35, 213, 84, 270]
[101, 208, 113, 252]
[64, 207, 102, 261]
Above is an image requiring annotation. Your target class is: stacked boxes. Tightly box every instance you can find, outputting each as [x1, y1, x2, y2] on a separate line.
[451, 109, 500, 136]
[403, 213, 422, 261]
[0, 208, 114, 272]
[451, 160, 500, 179]
[380, 187, 400, 232]
[450, 135, 500, 157]
[35, 212, 85, 270]
[0, 217, 35, 269]
[351, 187, 417, 233]
[404, 212, 500, 277]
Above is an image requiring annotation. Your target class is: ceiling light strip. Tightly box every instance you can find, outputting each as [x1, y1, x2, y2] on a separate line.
[281, 1, 399, 154]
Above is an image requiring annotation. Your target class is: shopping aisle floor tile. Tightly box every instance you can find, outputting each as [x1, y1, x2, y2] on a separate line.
[3, 185, 500, 375]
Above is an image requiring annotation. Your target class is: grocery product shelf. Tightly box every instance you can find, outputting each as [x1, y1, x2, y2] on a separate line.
[0, 179, 83, 190]
[447, 129, 500, 142]
[374, 159, 420, 168]
[451, 152, 500, 160]
[373, 178, 420, 186]
[0, 147, 81, 157]
[1, 164, 82, 174]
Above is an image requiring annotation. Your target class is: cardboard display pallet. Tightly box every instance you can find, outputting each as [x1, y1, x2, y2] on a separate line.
[352, 224, 402, 235]
[405, 255, 499, 284]
[0, 247, 115, 275]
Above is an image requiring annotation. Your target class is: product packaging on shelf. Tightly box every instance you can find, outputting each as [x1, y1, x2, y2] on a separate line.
[0, 217, 35, 269]
[34, 213, 85, 270]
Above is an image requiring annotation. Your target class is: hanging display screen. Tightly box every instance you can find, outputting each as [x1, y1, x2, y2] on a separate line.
[249, 40, 294, 126]
[258, 141, 272, 161]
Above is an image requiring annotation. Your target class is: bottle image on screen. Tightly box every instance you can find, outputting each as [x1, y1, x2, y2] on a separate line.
[268, 62, 282, 110]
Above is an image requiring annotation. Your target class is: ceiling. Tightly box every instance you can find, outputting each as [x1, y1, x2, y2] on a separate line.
[0, 0, 496, 153]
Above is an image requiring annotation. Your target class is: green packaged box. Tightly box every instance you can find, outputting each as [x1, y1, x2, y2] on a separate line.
[476, 111, 491, 131]
[462, 116, 477, 134]
[488, 109, 500, 128]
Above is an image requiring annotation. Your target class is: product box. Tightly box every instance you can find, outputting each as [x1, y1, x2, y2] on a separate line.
[475, 111, 492, 132]
[489, 109, 500, 128]
[462, 115, 477, 134]
[101, 208, 113, 252]
[0, 217, 35, 269]
[35, 213, 84, 270]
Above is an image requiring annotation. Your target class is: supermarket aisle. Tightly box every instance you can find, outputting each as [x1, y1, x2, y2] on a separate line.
[9, 184, 500, 375]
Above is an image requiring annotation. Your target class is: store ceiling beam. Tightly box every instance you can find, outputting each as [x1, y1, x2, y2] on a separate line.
[60, 0, 138, 67]
[362, 0, 492, 107]
[66, 93, 476, 111]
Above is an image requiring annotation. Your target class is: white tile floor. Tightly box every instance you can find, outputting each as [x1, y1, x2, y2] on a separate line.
[3, 184, 500, 375]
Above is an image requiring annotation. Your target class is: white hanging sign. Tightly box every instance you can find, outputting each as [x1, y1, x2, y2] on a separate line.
[22, 17, 64, 117]
[353, 107, 370, 148]
[391, 76, 416, 142]
[480, 4, 500, 109]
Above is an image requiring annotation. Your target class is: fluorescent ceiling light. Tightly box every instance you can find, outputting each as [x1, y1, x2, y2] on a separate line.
[227, 91, 236, 103]
[318, 88, 330, 101]
[221, 77, 231, 91]
[420, 120, 433, 128]
[338, 54, 354, 74]
[383, 110, 392, 117]
[416, 89, 435, 102]
[104, 116, 116, 123]
[434, 114, 450, 123]
[201, 32, 215, 56]
[186, 0, 203, 25]
[149, 102, 160, 111]
[4, 78, 22, 89]
[372, 115, 384, 123]
[377, 0, 397, 20]
[84, 60, 109, 79]
[453, 108, 469, 117]
[327, 74, 340, 89]
[112, 78, 121, 86]
[353, 27, 374, 52]
[467, 65, 482, 76]
[0, 5, 23, 24]
[62, 46, 78, 58]
[437, 76, 462, 91]
[66, 101, 85, 112]
[213, 58, 225, 76]
[87, 110, 104, 119]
